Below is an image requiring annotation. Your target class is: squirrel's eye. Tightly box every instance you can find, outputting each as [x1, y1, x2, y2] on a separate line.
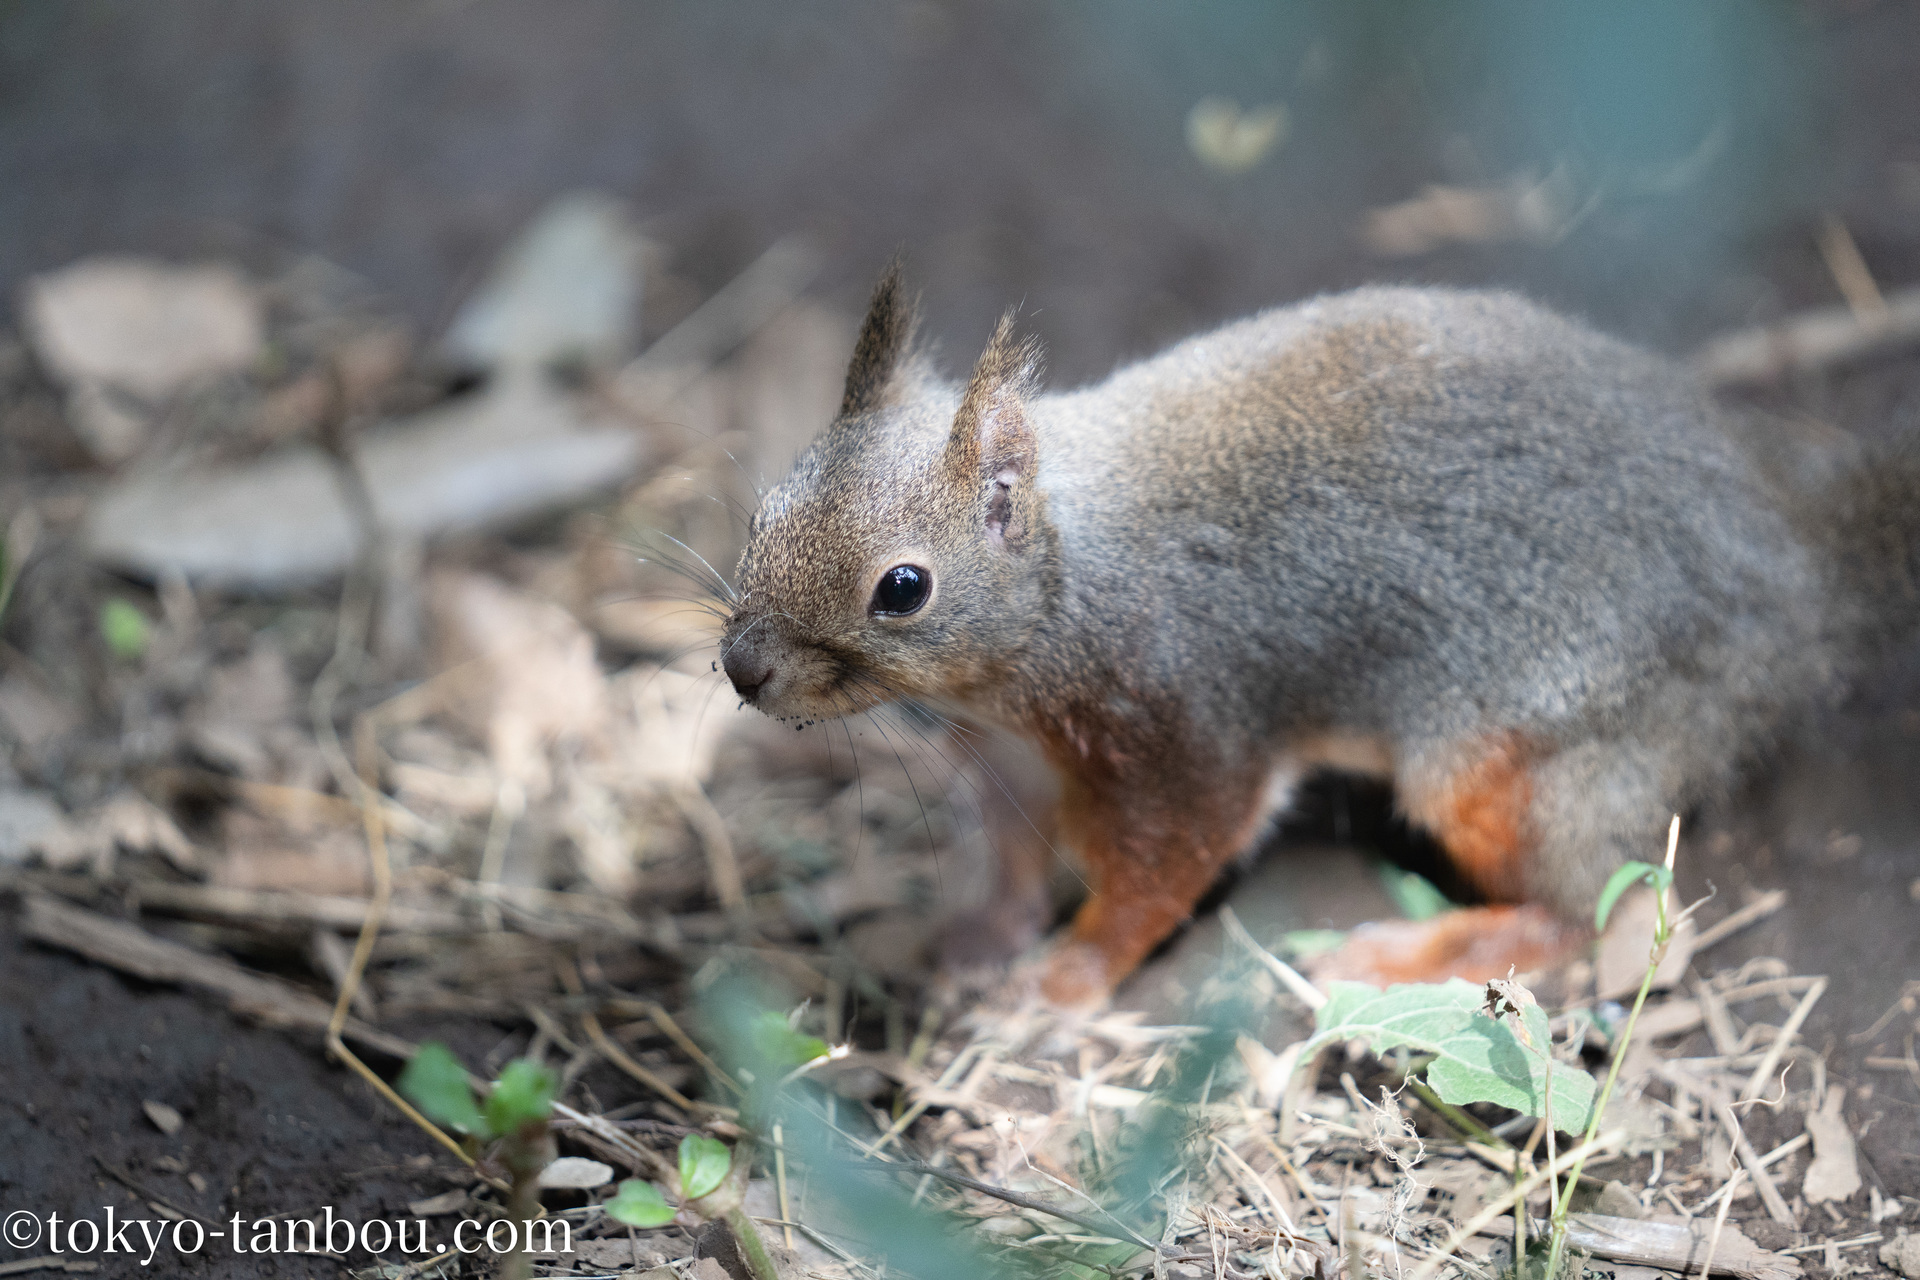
[871, 564, 930, 616]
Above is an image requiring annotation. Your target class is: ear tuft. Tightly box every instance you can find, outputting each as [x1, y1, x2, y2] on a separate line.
[839, 257, 922, 417]
[951, 310, 1043, 476]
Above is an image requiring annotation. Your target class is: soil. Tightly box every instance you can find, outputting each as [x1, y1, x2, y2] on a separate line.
[2, 2, 1918, 1275]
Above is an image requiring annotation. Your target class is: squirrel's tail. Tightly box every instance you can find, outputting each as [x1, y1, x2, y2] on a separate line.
[1828, 436, 1920, 648]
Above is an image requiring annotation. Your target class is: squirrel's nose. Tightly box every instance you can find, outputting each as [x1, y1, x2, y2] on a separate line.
[723, 649, 772, 703]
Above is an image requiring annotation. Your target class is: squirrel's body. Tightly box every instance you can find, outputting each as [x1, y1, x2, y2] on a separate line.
[722, 273, 1916, 1004]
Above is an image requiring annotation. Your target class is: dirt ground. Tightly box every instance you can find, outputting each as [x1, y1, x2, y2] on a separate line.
[3, 3, 1919, 1277]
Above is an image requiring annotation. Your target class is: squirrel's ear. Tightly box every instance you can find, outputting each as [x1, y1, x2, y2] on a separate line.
[839, 259, 922, 417]
[950, 311, 1042, 546]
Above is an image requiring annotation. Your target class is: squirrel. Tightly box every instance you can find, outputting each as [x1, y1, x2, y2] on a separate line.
[718, 264, 1920, 1009]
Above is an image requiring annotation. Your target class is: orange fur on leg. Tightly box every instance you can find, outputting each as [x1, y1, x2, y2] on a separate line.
[1402, 733, 1536, 901]
[1313, 734, 1587, 987]
[1035, 759, 1269, 1009]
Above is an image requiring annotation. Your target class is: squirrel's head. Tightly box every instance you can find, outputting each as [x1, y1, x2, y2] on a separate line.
[721, 264, 1054, 721]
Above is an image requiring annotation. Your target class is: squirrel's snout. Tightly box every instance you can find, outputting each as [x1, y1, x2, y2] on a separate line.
[722, 646, 773, 704]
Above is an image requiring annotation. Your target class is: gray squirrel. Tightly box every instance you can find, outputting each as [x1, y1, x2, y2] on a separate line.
[719, 265, 1919, 1007]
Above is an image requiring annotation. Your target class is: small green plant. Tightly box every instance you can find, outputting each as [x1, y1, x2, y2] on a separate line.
[604, 1132, 781, 1280]
[99, 597, 151, 661]
[1541, 820, 1684, 1280]
[1378, 864, 1453, 921]
[399, 1043, 557, 1280]
[1302, 978, 1597, 1135]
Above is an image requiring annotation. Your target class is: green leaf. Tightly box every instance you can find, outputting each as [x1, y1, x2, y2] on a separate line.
[1278, 928, 1347, 958]
[99, 598, 151, 661]
[604, 1179, 676, 1228]
[398, 1042, 486, 1136]
[483, 1059, 558, 1137]
[1595, 860, 1672, 931]
[1378, 865, 1453, 921]
[1306, 979, 1597, 1133]
[678, 1133, 732, 1201]
[747, 1009, 830, 1068]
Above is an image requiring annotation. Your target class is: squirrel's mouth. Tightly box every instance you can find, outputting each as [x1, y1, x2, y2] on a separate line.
[741, 655, 891, 723]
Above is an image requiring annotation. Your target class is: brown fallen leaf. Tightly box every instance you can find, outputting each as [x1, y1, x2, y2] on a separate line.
[1802, 1084, 1863, 1204]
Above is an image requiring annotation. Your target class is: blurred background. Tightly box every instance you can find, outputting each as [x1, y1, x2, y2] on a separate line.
[3, 0, 1920, 1250]
[5, 0, 1912, 375]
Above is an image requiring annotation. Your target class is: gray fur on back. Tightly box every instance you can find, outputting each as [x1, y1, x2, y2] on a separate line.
[1028, 287, 1842, 904]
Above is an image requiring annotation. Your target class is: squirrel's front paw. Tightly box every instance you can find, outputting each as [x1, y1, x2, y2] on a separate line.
[1034, 940, 1114, 1015]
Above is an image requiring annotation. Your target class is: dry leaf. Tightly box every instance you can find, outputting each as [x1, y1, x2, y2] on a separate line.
[1802, 1084, 1862, 1203]
[1595, 884, 1695, 999]
[214, 813, 369, 895]
[431, 571, 609, 796]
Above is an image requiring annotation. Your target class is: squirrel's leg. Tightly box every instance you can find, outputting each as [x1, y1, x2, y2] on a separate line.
[1312, 732, 1594, 986]
[1038, 764, 1279, 1009]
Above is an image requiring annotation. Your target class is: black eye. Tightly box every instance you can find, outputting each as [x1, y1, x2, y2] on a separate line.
[871, 564, 930, 616]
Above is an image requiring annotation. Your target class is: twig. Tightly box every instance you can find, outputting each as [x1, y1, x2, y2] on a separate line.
[613, 235, 820, 405]
[319, 717, 495, 1183]
[1689, 891, 1787, 954]
[1690, 1133, 1811, 1215]
[1658, 1064, 1797, 1227]
[1211, 1135, 1302, 1239]
[1693, 284, 1920, 386]
[92, 1156, 217, 1229]
[17, 894, 416, 1061]
[1740, 977, 1824, 1103]
[859, 1160, 1164, 1257]
[1406, 1128, 1627, 1280]
[1815, 214, 1889, 325]
[551, 1102, 678, 1184]
[1698, 1168, 1744, 1280]
[585, 1012, 706, 1114]
[673, 781, 744, 914]
[1218, 904, 1326, 1010]
[639, 1000, 743, 1098]
[1779, 1234, 1883, 1256]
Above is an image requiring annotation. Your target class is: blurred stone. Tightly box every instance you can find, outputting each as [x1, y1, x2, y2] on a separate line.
[142, 1100, 184, 1136]
[0, 788, 73, 864]
[443, 192, 644, 374]
[22, 257, 265, 462]
[0, 676, 82, 750]
[1883, 1234, 1920, 1278]
[85, 377, 647, 590]
[63, 380, 152, 462]
[536, 1157, 613, 1189]
[23, 258, 264, 397]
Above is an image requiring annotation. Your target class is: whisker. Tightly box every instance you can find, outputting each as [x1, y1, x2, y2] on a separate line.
[861, 709, 945, 901]
[640, 416, 767, 504]
[841, 719, 866, 873]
